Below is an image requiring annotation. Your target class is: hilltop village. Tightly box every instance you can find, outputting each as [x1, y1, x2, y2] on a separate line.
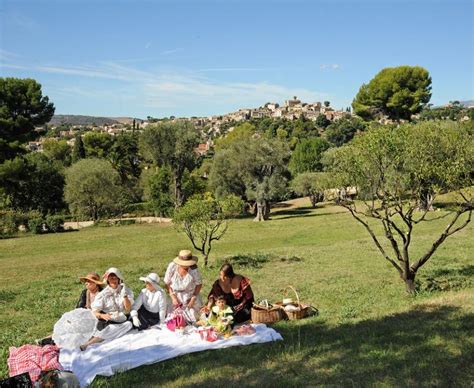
[29, 97, 349, 153]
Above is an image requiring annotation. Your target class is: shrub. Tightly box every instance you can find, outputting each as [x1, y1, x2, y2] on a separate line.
[28, 217, 46, 234]
[45, 215, 64, 233]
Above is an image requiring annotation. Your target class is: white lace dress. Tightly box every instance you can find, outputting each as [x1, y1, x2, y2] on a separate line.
[164, 262, 202, 319]
[90, 285, 134, 341]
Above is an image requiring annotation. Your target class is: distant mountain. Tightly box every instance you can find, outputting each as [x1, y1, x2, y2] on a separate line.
[48, 115, 144, 126]
[460, 100, 474, 107]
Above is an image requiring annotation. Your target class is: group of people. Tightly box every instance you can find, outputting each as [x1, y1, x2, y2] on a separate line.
[71, 250, 254, 350]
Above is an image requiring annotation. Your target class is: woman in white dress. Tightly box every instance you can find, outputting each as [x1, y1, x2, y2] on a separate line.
[164, 250, 202, 321]
[80, 267, 134, 351]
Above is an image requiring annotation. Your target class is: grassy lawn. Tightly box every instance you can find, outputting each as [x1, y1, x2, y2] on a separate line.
[0, 198, 473, 386]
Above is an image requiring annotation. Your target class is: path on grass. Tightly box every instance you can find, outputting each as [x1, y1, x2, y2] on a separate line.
[64, 216, 172, 230]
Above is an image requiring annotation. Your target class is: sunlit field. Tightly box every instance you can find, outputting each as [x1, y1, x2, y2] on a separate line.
[1, 198, 472, 387]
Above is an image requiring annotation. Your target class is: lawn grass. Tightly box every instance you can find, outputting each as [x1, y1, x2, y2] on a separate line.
[0, 198, 473, 386]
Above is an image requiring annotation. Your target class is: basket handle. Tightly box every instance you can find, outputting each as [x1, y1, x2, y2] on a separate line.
[285, 285, 300, 306]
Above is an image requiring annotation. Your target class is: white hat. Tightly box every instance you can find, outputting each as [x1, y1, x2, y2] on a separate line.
[139, 273, 160, 291]
[103, 267, 124, 282]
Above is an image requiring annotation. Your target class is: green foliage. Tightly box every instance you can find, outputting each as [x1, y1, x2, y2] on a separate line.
[0, 77, 55, 162]
[173, 193, 244, 264]
[352, 66, 432, 121]
[291, 172, 332, 207]
[214, 122, 256, 151]
[64, 158, 122, 221]
[45, 215, 65, 233]
[141, 166, 174, 217]
[82, 132, 113, 158]
[324, 116, 367, 147]
[71, 135, 86, 163]
[28, 216, 45, 234]
[289, 137, 330, 174]
[139, 121, 199, 206]
[327, 121, 473, 292]
[210, 136, 290, 221]
[315, 114, 331, 129]
[42, 138, 72, 166]
[0, 153, 65, 214]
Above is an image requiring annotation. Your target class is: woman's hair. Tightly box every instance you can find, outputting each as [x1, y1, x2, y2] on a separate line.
[220, 263, 235, 279]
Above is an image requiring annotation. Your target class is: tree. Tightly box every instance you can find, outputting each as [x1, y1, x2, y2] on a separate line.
[64, 158, 122, 221]
[327, 121, 473, 293]
[0, 153, 65, 214]
[210, 136, 290, 221]
[289, 137, 330, 174]
[141, 165, 174, 218]
[352, 66, 432, 122]
[315, 114, 330, 129]
[214, 122, 256, 151]
[324, 101, 330, 108]
[42, 139, 71, 166]
[0, 78, 55, 162]
[324, 116, 367, 147]
[139, 121, 198, 207]
[291, 172, 331, 208]
[72, 135, 86, 163]
[82, 132, 113, 158]
[173, 194, 244, 266]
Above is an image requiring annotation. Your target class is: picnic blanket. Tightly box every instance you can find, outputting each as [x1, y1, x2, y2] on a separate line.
[8, 344, 62, 382]
[59, 323, 282, 386]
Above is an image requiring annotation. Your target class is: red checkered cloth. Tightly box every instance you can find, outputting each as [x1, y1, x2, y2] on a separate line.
[8, 344, 62, 382]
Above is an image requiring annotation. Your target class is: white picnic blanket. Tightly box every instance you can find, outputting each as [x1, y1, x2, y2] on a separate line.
[59, 324, 282, 387]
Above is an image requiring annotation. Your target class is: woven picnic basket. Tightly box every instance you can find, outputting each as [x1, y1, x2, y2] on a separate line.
[251, 302, 284, 324]
[276, 285, 311, 320]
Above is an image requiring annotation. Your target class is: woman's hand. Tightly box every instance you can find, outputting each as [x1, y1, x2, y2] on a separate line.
[171, 294, 179, 307]
[200, 305, 210, 313]
[187, 296, 196, 309]
[101, 313, 112, 321]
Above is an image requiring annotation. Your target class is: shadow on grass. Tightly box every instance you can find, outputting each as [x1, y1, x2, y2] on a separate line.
[95, 304, 473, 387]
[420, 264, 474, 292]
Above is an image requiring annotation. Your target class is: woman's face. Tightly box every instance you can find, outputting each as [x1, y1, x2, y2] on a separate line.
[178, 265, 189, 275]
[145, 282, 156, 292]
[85, 280, 99, 293]
[219, 271, 228, 282]
[107, 273, 120, 288]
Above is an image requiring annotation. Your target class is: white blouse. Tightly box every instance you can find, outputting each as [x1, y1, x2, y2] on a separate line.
[131, 287, 167, 322]
[91, 284, 134, 322]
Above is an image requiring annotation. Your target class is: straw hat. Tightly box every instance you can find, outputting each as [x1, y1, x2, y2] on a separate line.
[139, 273, 160, 291]
[103, 267, 124, 282]
[173, 250, 198, 267]
[79, 272, 104, 286]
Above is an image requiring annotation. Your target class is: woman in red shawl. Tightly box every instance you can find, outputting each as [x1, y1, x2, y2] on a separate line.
[204, 263, 254, 324]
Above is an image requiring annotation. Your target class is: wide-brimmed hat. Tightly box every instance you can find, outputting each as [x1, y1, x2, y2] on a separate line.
[79, 272, 104, 286]
[103, 267, 124, 282]
[139, 273, 160, 291]
[173, 249, 198, 267]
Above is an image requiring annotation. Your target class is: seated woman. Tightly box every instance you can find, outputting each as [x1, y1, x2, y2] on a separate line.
[80, 267, 134, 351]
[130, 273, 167, 330]
[42, 272, 104, 347]
[76, 272, 104, 309]
[164, 250, 202, 322]
[204, 263, 254, 324]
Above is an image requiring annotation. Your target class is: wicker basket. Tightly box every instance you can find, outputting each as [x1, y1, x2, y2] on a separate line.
[251, 303, 285, 324]
[276, 285, 311, 320]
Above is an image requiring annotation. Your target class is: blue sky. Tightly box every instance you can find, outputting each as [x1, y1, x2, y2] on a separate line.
[1, 0, 473, 119]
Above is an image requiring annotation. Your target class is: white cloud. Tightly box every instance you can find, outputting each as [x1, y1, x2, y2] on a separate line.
[320, 64, 341, 70]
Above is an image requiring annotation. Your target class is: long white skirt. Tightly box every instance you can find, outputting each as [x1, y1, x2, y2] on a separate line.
[92, 321, 133, 341]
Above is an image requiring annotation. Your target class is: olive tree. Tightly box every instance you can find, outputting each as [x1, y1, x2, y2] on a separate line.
[328, 121, 473, 293]
[64, 158, 122, 221]
[173, 194, 244, 266]
[291, 172, 332, 208]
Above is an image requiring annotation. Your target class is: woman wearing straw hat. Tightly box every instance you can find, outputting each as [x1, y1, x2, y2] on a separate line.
[76, 272, 104, 309]
[164, 250, 203, 321]
[80, 267, 134, 351]
[130, 273, 167, 330]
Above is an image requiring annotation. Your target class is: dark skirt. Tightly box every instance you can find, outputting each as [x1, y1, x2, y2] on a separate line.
[232, 301, 253, 324]
[135, 306, 161, 330]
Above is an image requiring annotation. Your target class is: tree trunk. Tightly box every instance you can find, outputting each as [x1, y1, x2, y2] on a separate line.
[418, 187, 434, 211]
[254, 200, 270, 221]
[174, 175, 183, 208]
[402, 270, 417, 294]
